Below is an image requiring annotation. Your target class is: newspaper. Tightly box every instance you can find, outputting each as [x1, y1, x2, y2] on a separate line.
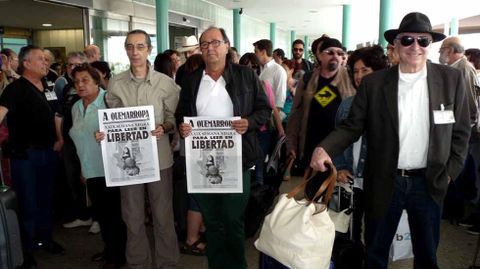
[184, 117, 243, 193]
[98, 105, 160, 187]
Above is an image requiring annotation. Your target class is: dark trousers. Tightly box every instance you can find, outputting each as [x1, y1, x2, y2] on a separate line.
[86, 177, 126, 265]
[63, 139, 89, 220]
[254, 130, 272, 184]
[11, 148, 57, 252]
[364, 175, 441, 269]
[194, 170, 251, 269]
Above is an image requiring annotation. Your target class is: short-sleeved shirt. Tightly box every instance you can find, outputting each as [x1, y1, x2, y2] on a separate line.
[69, 89, 107, 179]
[0, 77, 56, 155]
[56, 83, 80, 141]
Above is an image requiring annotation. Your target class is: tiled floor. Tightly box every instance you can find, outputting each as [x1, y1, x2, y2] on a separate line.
[35, 176, 479, 269]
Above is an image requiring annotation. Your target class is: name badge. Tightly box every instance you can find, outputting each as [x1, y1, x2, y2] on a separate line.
[433, 104, 455, 124]
[45, 90, 58, 101]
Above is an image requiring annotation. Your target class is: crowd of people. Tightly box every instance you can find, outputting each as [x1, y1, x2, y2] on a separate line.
[1, 11, 480, 269]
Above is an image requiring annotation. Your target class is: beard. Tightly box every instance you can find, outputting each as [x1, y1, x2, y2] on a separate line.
[327, 61, 338, 72]
[293, 53, 302, 60]
[439, 54, 449, 65]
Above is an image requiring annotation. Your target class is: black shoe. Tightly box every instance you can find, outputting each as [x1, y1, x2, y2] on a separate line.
[91, 251, 105, 262]
[467, 225, 480, 236]
[459, 216, 476, 228]
[42, 240, 66, 255]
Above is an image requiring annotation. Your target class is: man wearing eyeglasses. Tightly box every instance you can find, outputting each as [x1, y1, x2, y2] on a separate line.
[291, 39, 314, 79]
[439, 36, 480, 127]
[310, 12, 470, 269]
[103, 29, 180, 269]
[286, 37, 355, 169]
[175, 26, 271, 269]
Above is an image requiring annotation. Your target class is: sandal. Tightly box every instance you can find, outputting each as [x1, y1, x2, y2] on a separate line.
[180, 239, 206, 256]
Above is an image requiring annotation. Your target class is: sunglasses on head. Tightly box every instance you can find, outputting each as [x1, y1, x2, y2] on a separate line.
[396, 36, 432, 48]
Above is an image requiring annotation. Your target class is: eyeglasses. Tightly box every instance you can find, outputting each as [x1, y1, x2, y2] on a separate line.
[293, 48, 304, 52]
[125, 44, 149, 51]
[200, 40, 226, 49]
[322, 49, 345, 57]
[395, 36, 432, 48]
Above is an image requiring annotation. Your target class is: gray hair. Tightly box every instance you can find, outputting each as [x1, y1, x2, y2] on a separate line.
[450, 43, 465, 54]
[125, 29, 152, 48]
[67, 51, 87, 63]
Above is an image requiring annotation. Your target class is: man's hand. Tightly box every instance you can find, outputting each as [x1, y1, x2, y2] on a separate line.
[232, 118, 248, 135]
[337, 169, 353, 183]
[151, 125, 165, 139]
[95, 131, 105, 143]
[310, 146, 332, 172]
[179, 123, 192, 138]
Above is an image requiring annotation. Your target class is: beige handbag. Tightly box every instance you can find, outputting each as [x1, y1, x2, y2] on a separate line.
[255, 164, 337, 269]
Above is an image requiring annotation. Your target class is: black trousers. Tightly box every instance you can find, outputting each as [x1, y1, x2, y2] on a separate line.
[87, 177, 126, 265]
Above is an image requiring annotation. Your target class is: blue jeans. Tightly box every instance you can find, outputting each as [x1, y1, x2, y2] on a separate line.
[11, 148, 58, 252]
[364, 175, 441, 269]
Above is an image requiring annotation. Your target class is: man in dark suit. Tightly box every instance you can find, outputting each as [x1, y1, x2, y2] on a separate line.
[311, 12, 471, 269]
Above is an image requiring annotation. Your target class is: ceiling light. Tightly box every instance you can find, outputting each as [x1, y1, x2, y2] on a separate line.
[42, 23, 52, 27]
[309, 10, 319, 13]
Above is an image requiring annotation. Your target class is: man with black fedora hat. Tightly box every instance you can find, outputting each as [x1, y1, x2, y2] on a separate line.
[311, 12, 470, 268]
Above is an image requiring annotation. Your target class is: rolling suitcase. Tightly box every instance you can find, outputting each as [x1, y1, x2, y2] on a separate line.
[0, 148, 23, 269]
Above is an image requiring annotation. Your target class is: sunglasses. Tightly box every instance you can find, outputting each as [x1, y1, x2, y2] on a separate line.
[293, 48, 304, 52]
[323, 49, 345, 57]
[396, 36, 432, 48]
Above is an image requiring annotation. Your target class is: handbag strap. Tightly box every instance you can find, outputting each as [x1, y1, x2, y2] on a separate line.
[286, 163, 337, 205]
[282, 156, 296, 181]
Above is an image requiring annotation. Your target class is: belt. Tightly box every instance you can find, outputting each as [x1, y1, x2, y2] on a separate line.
[397, 168, 426, 177]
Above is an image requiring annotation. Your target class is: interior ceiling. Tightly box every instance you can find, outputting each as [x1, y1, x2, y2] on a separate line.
[205, 0, 351, 37]
[433, 15, 480, 35]
[0, 0, 83, 30]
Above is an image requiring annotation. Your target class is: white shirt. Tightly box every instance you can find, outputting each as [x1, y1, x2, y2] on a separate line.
[196, 71, 234, 117]
[259, 59, 287, 108]
[397, 66, 429, 169]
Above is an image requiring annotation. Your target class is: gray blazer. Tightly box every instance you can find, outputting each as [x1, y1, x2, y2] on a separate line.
[320, 62, 471, 219]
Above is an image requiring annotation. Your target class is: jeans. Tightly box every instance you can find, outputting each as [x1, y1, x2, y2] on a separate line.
[11, 148, 58, 252]
[364, 175, 441, 269]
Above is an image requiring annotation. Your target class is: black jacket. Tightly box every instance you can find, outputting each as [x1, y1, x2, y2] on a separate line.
[320, 63, 470, 219]
[175, 62, 272, 168]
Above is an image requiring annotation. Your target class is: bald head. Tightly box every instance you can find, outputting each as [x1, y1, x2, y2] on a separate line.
[439, 36, 465, 64]
[84, 44, 101, 63]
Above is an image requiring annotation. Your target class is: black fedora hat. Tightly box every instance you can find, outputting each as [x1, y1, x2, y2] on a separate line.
[384, 12, 446, 45]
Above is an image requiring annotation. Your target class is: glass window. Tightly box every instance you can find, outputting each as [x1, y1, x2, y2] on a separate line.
[1, 38, 28, 53]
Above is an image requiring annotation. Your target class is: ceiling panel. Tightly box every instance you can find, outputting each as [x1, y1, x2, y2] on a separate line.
[0, 0, 84, 30]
